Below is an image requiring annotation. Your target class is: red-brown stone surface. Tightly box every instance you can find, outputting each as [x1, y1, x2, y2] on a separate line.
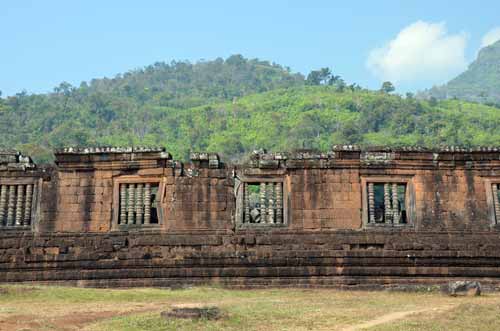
[0, 146, 499, 289]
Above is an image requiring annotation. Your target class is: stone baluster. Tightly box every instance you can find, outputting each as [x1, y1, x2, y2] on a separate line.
[267, 183, 275, 224]
[0, 185, 7, 226]
[493, 184, 500, 222]
[244, 183, 250, 223]
[275, 183, 283, 224]
[260, 182, 267, 223]
[127, 184, 135, 224]
[23, 184, 33, 226]
[368, 183, 375, 223]
[7, 186, 16, 226]
[135, 184, 143, 224]
[144, 183, 151, 224]
[392, 183, 400, 224]
[120, 184, 127, 224]
[384, 183, 392, 223]
[15, 185, 24, 226]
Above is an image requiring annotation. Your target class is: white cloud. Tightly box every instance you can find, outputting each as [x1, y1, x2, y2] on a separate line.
[481, 27, 500, 48]
[366, 21, 468, 84]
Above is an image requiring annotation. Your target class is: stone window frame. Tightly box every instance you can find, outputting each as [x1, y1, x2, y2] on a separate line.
[361, 175, 416, 228]
[235, 175, 290, 229]
[112, 176, 165, 231]
[0, 177, 41, 232]
[484, 177, 500, 227]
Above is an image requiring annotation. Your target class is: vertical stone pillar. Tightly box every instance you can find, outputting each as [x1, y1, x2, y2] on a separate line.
[24, 184, 33, 226]
[267, 183, 275, 224]
[493, 184, 500, 222]
[136, 184, 143, 225]
[144, 183, 151, 225]
[15, 185, 24, 226]
[384, 183, 392, 223]
[244, 183, 250, 223]
[127, 184, 135, 224]
[120, 184, 127, 224]
[7, 185, 16, 226]
[0, 185, 7, 226]
[392, 183, 400, 224]
[275, 183, 283, 224]
[368, 183, 375, 223]
[260, 182, 267, 223]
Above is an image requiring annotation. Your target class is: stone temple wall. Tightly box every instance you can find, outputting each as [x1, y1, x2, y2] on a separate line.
[0, 146, 500, 289]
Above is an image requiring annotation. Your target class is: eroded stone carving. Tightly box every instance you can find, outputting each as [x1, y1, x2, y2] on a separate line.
[0, 184, 35, 228]
[118, 182, 157, 226]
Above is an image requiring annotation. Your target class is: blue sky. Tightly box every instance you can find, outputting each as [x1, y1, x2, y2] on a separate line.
[1, 0, 500, 96]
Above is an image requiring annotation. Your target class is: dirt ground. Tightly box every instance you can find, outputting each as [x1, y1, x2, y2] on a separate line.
[1, 285, 499, 331]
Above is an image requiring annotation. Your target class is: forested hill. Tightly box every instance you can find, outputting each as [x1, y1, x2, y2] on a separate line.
[422, 40, 500, 105]
[0, 55, 499, 163]
[78, 54, 305, 108]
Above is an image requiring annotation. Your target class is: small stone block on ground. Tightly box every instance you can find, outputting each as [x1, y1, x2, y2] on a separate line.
[161, 305, 223, 320]
[447, 281, 482, 296]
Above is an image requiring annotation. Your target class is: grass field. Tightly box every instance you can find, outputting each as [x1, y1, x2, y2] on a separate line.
[1, 285, 500, 331]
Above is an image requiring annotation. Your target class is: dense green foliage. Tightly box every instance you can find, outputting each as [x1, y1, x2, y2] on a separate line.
[422, 40, 500, 105]
[0, 55, 499, 163]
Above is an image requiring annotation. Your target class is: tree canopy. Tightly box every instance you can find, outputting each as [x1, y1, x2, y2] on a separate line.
[0, 55, 499, 163]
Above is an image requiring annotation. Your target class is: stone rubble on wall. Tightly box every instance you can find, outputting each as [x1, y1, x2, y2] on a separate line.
[242, 146, 500, 169]
[0, 149, 36, 171]
[190, 152, 221, 169]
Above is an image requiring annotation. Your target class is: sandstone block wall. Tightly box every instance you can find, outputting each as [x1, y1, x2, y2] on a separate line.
[0, 146, 499, 288]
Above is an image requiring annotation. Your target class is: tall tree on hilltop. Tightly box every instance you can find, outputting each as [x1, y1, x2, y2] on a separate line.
[380, 81, 395, 94]
[306, 68, 333, 85]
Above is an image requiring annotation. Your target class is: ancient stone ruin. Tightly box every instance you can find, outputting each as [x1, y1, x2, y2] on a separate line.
[447, 281, 482, 296]
[161, 306, 223, 320]
[0, 145, 500, 289]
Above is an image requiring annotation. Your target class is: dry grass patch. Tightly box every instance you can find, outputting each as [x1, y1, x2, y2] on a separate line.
[0, 285, 499, 331]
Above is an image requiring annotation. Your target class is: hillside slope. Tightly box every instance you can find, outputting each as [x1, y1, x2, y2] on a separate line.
[0, 55, 499, 162]
[1, 83, 499, 162]
[423, 40, 500, 104]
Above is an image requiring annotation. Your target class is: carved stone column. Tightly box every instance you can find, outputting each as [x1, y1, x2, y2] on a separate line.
[7, 186, 16, 226]
[120, 184, 127, 224]
[275, 183, 283, 224]
[493, 184, 500, 222]
[15, 185, 24, 226]
[144, 183, 151, 224]
[260, 182, 267, 223]
[0, 185, 7, 226]
[384, 183, 392, 223]
[136, 184, 143, 224]
[392, 183, 400, 224]
[24, 184, 33, 226]
[127, 184, 135, 224]
[368, 183, 375, 223]
[267, 183, 275, 224]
